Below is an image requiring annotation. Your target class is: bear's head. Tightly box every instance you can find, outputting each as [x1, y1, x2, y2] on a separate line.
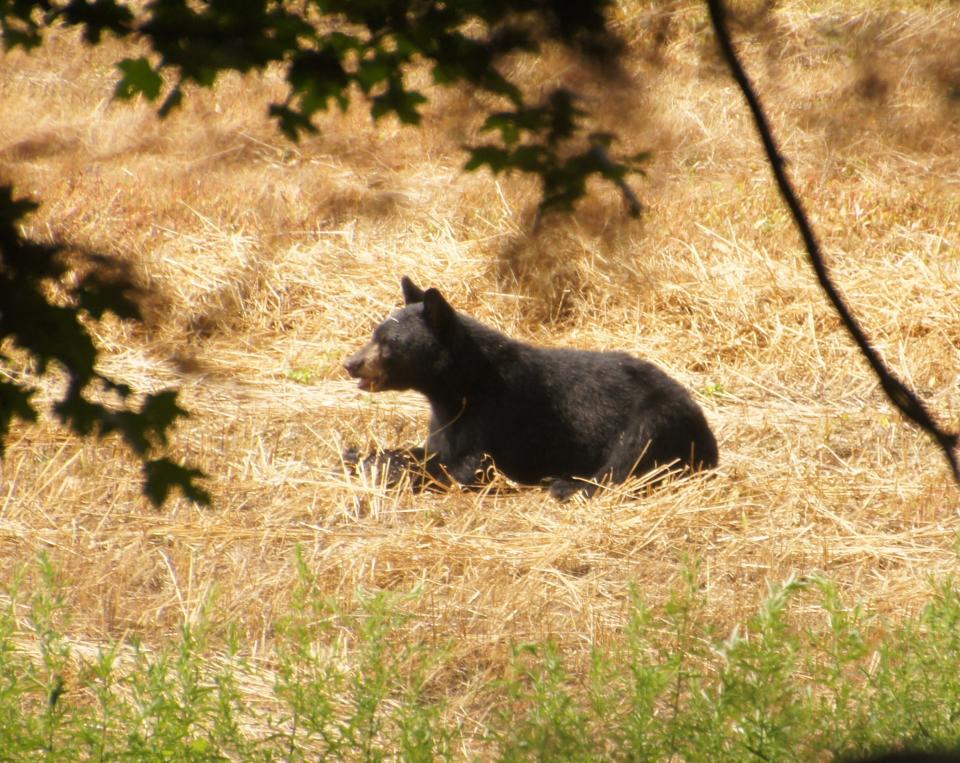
[344, 277, 460, 394]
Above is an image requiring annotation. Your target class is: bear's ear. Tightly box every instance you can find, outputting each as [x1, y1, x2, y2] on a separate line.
[422, 288, 457, 333]
[401, 276, 425, 305]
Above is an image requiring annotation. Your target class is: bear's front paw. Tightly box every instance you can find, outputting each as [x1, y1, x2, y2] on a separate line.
[549, 478, 585, 501]
[342, 447, 361, 469]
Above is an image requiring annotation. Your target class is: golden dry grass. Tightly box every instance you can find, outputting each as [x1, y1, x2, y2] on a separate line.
[1, 0, 959, 742]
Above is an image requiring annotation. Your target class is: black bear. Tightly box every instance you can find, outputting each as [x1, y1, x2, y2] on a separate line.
[344, 277, 718, 499]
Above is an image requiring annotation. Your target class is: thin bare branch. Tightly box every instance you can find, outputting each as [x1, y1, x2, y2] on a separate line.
[706, 0, 960, 485]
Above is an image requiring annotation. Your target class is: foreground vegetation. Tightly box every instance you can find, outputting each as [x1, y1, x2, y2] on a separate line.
[3, 553, 959, 760]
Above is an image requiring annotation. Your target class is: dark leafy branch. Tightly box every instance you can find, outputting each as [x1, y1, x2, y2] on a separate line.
[706, 0, 960, 483]
[469, 90, 647, 215]
[0, 189, 209, 506]
[6, 0, 641, 217]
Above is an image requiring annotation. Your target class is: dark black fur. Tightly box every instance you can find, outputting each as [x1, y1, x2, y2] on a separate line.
[842, 754, 960, 763]
[344, 277, 718, 499]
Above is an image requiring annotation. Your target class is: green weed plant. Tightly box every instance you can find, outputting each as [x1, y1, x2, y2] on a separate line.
[2, 552, 959, 760]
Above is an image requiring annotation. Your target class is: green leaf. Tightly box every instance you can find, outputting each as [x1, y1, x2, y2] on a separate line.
[59, 0, 133, 44]
[76, 271, 142, 321]
[324, 31, 362, 55]
[4, 284, 98, 381]
[355, 56, 392, 94]
[0, 380, 37, 456]
[0, 2, 46, 52]
[512, 145, 548, 173]
[288, 47, 350, 115]
[115, 56, 162, 100]
[588, 131, 614, 148]
[0, 26, 42, 51]
[139, 389, 189, 449]
[544, 88, 581, 144]
[269, 103, 318, 142]
[53, 382, 112, 438]
[99, 376, 133, 400]
[481, 113, 521, 146]
[0, 186, 39, 223]
[464, 145, 512, 174]
[371, 78, 425, 124]
[144, 459, 210, 507]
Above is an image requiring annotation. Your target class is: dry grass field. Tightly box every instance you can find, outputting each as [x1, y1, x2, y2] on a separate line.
[1, 0, 959, 751]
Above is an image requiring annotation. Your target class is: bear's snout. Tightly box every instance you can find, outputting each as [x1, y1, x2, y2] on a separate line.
[344, 342, 386, 392]
[343, 350, 364, 378]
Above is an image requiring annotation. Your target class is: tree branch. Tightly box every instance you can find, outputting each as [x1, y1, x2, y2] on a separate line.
[706, 0, 959, 484]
